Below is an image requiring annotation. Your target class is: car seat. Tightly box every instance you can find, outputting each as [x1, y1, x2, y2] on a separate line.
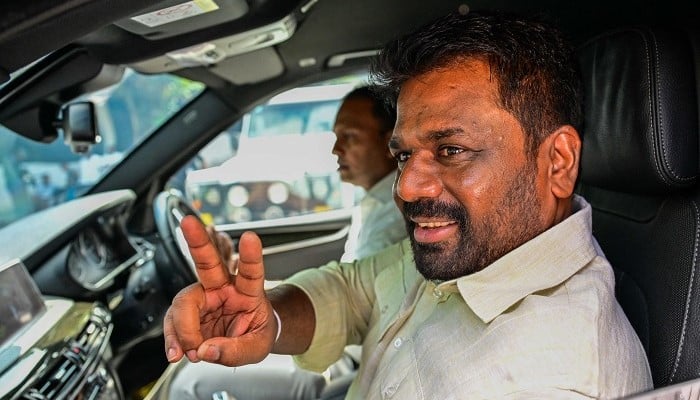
[576, 26, 700, 387]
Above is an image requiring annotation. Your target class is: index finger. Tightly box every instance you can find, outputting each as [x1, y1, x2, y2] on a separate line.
[181, 215, 229, 290]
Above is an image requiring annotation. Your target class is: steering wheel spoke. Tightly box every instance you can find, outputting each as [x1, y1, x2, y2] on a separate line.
[153, 190, 204, 291]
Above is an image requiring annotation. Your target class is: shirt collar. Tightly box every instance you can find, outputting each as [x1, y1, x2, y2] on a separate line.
[438, 195, 599, 323]
[364, 171, 396, 204]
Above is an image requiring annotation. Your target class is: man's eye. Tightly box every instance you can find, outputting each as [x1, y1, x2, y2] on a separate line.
[438, 146, 464, 157]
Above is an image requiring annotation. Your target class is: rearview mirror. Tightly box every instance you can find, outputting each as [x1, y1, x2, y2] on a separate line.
[55, 101, 101, 154]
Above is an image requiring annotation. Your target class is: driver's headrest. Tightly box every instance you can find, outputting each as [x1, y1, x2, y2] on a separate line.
[578, 27, 700, 194]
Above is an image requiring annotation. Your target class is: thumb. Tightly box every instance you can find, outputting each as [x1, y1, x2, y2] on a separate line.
[196, 331, 273, 366]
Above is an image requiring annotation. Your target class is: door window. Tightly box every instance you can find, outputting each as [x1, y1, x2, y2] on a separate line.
[168, 74, 368, 226]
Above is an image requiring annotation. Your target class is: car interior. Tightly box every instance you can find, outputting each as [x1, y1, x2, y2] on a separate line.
[578, 26, 700, 389]
[0, 0, 699, 399]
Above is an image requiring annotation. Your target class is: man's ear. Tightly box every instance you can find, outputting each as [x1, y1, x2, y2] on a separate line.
[546, 125, 581, 199]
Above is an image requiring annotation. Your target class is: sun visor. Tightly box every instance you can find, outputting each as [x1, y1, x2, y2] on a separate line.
[129, 15, 296, 73]
[114, 0, 249, 40]
[210, 47, 284, 85]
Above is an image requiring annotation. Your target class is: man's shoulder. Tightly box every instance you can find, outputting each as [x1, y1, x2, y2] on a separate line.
[512, 255, 617, 321]
[358, 238, 413, 270]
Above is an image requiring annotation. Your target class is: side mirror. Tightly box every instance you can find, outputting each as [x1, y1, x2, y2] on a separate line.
[55, 101, 101, 154]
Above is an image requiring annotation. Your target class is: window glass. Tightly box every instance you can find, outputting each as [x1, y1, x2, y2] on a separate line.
[0, 69, 204, 228]
[170, 73, 368, 226]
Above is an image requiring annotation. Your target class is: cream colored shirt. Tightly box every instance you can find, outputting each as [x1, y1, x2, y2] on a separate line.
[341, 171, 406, 262]
[287, 195, 652, 399]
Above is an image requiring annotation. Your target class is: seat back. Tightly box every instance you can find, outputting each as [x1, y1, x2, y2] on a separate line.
[577, 26, 700, 387]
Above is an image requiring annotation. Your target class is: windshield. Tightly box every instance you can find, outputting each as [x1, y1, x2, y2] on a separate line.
[0, 69, 204, 228]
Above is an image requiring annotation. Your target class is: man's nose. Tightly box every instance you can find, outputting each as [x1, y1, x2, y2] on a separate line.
[332, 140, 342, 156]
[396, 156, 443, 202]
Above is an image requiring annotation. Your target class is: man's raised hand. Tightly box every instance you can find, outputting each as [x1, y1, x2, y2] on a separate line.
[163, 215, 277, 366]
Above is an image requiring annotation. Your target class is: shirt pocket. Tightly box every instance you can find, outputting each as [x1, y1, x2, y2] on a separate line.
[372, 337, 424, 400]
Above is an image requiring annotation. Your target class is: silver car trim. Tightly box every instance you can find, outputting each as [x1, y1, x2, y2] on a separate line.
[262, 224, 350, 256]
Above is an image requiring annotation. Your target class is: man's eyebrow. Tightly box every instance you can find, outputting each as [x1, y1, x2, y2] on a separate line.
[427, 127, 465, 140]
[389, 127, 466, 148]
[389, 127, 465, 149]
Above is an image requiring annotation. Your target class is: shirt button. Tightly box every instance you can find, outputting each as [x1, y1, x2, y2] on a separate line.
[382, 384, 398, 398]
[393, 337, 403, 348]
[433, 286, 444, 299]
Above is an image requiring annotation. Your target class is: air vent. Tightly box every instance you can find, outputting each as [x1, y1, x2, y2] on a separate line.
[20, 306, 112, 400]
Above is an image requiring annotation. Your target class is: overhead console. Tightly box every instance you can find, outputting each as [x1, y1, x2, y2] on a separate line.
[76, 0, 313, 67]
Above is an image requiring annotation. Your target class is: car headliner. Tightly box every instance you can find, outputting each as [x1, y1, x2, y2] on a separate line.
[0, 0, 696, 88]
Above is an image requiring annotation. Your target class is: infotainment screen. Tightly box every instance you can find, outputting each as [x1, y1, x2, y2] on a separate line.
[0, 259, 46, 346]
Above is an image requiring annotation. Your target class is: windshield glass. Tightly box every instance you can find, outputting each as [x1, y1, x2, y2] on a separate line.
[0, 69, 204, 228]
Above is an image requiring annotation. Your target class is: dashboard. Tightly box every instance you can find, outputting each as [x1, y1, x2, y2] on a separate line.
[0, 190, 137, 271]
[0, 190, 171, 352]
[66, 219, 154, 292]
[0, 190, 145, 297]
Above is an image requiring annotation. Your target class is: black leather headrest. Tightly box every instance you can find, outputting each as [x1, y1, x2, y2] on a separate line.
[578, 27, 699, 194]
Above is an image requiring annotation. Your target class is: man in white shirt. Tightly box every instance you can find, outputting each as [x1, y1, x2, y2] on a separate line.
[168, 86, 407, 400]
[332, 86, 406, 261]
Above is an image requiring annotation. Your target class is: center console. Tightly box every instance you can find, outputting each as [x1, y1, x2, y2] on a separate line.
[0, 259, 122, 400]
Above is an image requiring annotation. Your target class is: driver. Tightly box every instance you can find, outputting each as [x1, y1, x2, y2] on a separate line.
[164, 10, 652, 399]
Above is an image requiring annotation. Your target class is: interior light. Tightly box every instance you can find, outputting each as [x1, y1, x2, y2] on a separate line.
[167, 43, 225, 67]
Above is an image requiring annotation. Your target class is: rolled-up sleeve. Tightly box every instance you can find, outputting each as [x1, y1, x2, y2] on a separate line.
[286, 241, 409, 372]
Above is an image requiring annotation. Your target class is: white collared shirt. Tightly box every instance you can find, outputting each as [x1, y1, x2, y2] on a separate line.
[287, 195, 652, 399]
[341, 171, 406, 262]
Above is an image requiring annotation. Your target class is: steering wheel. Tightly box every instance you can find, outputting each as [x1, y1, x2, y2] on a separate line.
[153, 189, 202, 291]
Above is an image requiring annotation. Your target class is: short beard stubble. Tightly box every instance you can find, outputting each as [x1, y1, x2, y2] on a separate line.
[403, 163, 545, 281]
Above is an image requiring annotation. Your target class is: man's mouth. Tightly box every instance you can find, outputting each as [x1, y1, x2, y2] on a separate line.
[403, 200, 466, 245]
[411, 218, 458, 243]
[414, 220, 455, 228]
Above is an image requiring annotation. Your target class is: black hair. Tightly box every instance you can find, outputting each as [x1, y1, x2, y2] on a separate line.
[343, 85, 397, 134]
[371, 10, 582, 156]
